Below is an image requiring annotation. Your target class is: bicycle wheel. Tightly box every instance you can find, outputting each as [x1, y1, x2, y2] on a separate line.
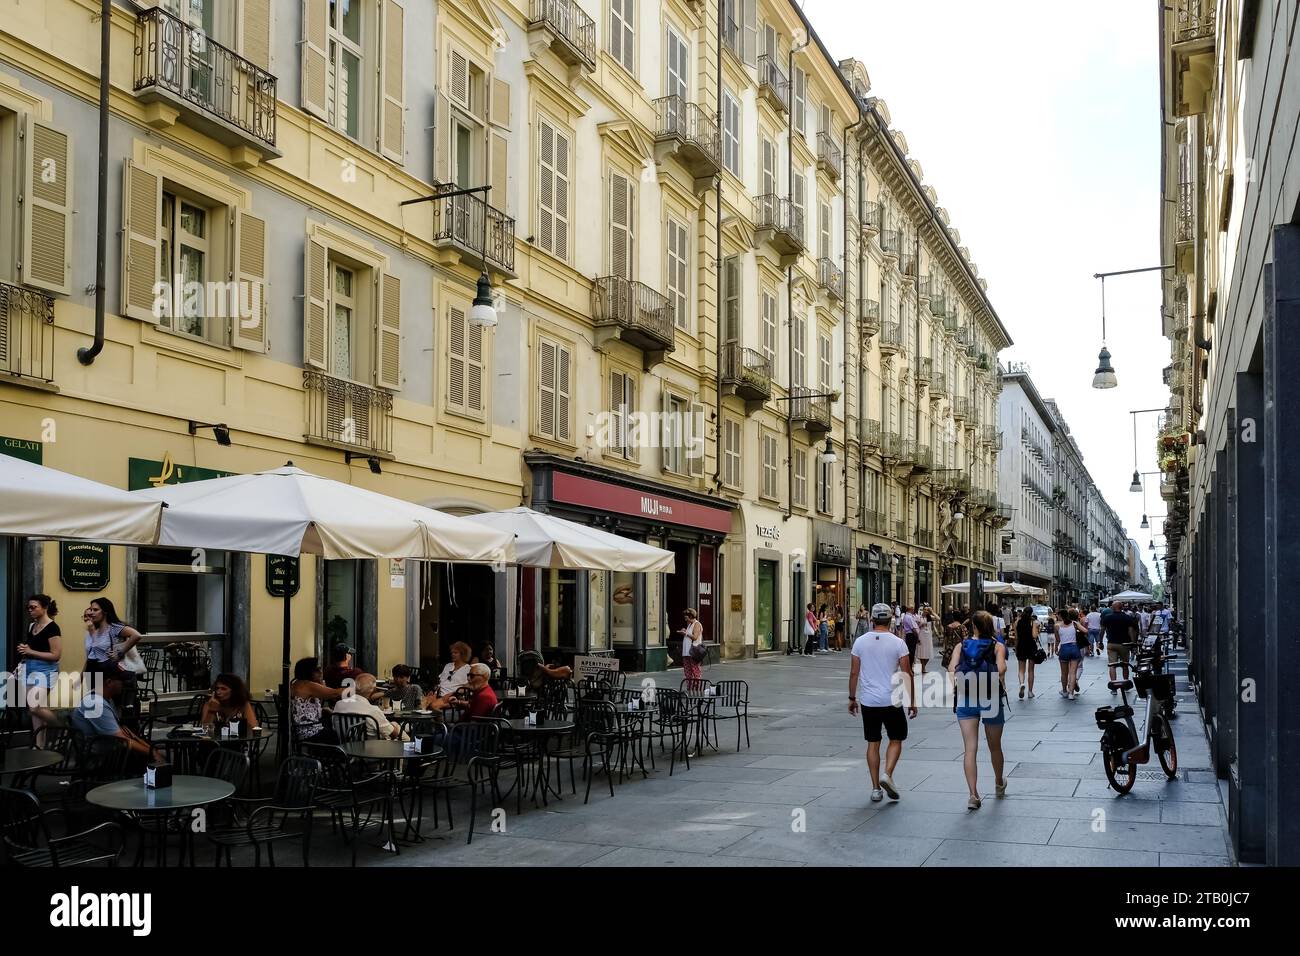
[1102, 725, 1137, 794]
[1155, 718, 1178, 779]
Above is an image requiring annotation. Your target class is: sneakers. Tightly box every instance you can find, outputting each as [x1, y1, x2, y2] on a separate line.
[996, 780, 1007, 798]
[1058, 689, 1068, 698]
[1028, 690, 1037, 699]
[870, 788, 884, 803]
[967, 795, 982, 810]
[1018, 685, 1026, 700]
[1068, 691, 1077, 700]
[879, 774, 900, 800]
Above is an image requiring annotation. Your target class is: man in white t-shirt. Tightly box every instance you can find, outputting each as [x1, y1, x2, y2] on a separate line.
[849, 603, 917, 803]
[1139, 608, 1152, 637]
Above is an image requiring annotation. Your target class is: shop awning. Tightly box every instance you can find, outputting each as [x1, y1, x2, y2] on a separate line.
[0, 454, 163, 544]
[463, 507, 676, 573]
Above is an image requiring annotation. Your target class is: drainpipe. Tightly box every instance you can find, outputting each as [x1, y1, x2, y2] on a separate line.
[713, 0, 724, 489]
[78, 0, 112, 365]
[842, 112, 864, 528]
[784, 37, 808, 521]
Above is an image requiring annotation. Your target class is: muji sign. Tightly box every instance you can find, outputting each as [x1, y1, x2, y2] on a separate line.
[552, 473, 731, 534]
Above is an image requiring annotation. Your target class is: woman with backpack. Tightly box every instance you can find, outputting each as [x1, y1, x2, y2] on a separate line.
[1014, 605, 1041, 699]
[1055, 607, 1083, 699]
[949, 610, 1008, 810]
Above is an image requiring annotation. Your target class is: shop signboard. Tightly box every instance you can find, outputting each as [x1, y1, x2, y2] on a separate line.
[0, 436, 42, 464]
[551, 473, 731, 533]
[574, 654, 620, 680]
[128, 454, 235, 490]
[60, 542, 109, 591]
[266, 555, 300, 597]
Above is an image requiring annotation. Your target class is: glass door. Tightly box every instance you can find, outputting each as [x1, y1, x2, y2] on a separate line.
[756, 559, 777, 652]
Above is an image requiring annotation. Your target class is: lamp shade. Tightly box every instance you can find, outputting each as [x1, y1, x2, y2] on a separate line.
[1140, 514, 1149, 529]
[1092, 346, 1117, 389]
[1129, 469, 1142, 493]
[469, 273, 498, 328]
[819, 437, 837, 464]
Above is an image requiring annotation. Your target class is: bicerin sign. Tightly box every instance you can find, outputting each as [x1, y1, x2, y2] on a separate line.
[60, 542, 109, 591]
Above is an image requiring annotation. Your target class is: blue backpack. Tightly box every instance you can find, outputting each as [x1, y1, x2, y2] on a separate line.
[955, 637, 1002, 707]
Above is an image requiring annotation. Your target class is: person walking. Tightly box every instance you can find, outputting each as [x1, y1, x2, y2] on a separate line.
[680, 608, 704, 682]
[803, 603, 819, 656]
[17, 594, 62, 746]
[1085, 605, 1103, 656]
[915, 606, 935, 675]
[1013, 605, 1040, 699]
[900, 605, 919, 673]
[1055, 608, 1083, 699]
[848, 603, 917, 803]
[950, 610, 1009, 809]
[853, 605, 870, 639]
[834, 605, 846, 652]
[1102, 601, 1137, 693]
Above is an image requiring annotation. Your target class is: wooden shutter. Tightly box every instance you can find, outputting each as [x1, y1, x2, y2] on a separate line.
[762, 291, 776, 366]
[303, 237, 328, 369]
[447, 303, 467, 410]
[491, 77, 511, 129]
[449, 49, 469, 110]
[609, 171, 633, 279]
[537, 339, 557, 438]
[552, 129, 570, 260]
[379, 0, 406, 162]
[610, 0, 634, 73]
[537, 122, 555, 255]
[376, 270, 401, 390]
[819, 202, 830, 259]
[490, 131, 508, 213]
[659, 388, 673, 473]
[761, 138, 775, 195]
[555, 344, 571, 442]
[793, 173, 805, 244]
[723, 256, 739, 343]
[120, 160, 162, 324]
[819, 332, 831, 390]
[793, 68, 806, 134]
[741, 0, 757, 67]
[231, 210, 268, 352]
[20, 117, 72, 296]
[792, 312, 804, 388]
[239, 0, 272, 71]
[301, 0, 328, 119]
[689, 400, 704, 476]
[465, 315, 483, 413]
[609, 371, 625, 456]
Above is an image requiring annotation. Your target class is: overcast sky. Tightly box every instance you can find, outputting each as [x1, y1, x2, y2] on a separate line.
[806, 0, 1167, 587]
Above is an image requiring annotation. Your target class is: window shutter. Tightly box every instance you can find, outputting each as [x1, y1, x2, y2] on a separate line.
[555, 344, 571, 442]
[379, 0, 406, 162]
[239, 0, 272, 71]
[303, 237, 328, 369]
[609, 172, 632, 279]
[538, 339, 556, 438]
[447, 304, 467, 410]
[761, 138, 775, 195]
[610, 0, 634, 74]
[231, 210, 268, 352]
[376, 270, 401, 389]
[449, 49, 469, 110]
[20, 117, 73, 296]
[301, 0, 328, 119]
[465, 317, 483, 413]
[552, 129, 570, 260]
[537, 122, 554, 255]
[624, 374, 638, 459]
[723, 256, 739, 343]
[609, 371, 625, 456]
[762, 292, 776, 367]
[659, 388, 672, 473]
[741, 0, 757, 68]
[491, 78, 511, 129]
[689, 400, 705, 476]
[120, 160, 161, 324]
[819, 202, 830, 259]
[793, 68, 806, 135]
[490, 131, 508, 214]
[434, 86, 451, 184]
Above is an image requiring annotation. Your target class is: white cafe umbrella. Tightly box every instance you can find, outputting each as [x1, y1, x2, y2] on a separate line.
[1000, 582, 1047, 596]
[134, 465, 515, 755]
[0, 453, 163, 544]
[463, 507, 676, 572]
[1104, 590, 1155, 604]
[941, 580, 1011, 595]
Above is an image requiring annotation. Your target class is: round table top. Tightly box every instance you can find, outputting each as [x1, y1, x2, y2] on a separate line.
[162, 727, 269, 744]
[87, 776, 234, 811]
[612, 703, 658, 714]
[505, 718, 574, 734]
[0, 748, 64, 775]
[341, 740, 445, 762]
[383, 710, 442, 722]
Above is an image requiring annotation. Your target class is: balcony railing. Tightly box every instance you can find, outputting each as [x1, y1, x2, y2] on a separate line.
[757, 54, 790, 113]
[816, 131, 842, 180]
[893, 520, 907, 541]
[860, 200, 881, 233]
[882, 431, 902, 458]
[897, 439, 918, 465]
[932, 371, 948, 398]
[914, 528, 934, 549]
[434, 191, 517, 275]
[133, 6, 277, 154]
[655, 96, 721, 177]
[900, 253, 918, 277]
[1174, 0, 1216, 45]
[0, 280, 55, 385]
[953, 396, 971, 420]
[943, 313, 960, 334]
[917, 357, 933, 384]
[918, 275, 933, 298]
[817, 258, 844, 300]
[755, 193, 804, 257]
[859, 418, 882, 449]
[929, 293, 948, 317]
[528, 0, 597, 69]
[955, 326, 972, 347]
[863, 510, 887, 535]
[879, 229, 902, 258]
[878, 322, 902, 353]
[1176, 181, 1194, 243]
[593, 275, 675, 358]
[304, 370, 394, 456]
[787, 386, 831, 434]
[720, 343, 772, 405]
[859, 298, 881, 337]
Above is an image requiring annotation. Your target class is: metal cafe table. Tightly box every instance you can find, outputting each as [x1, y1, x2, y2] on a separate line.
[0, 747, 63, 785]
[86, 775, 234, 866]
[341, 739, 444, 853]
[504, 717, 574, 806]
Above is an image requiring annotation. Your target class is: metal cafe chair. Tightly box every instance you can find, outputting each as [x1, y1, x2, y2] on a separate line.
[1, 786, 125, 867]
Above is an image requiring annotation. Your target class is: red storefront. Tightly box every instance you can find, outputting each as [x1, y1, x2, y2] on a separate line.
[521, 453, 732, 672]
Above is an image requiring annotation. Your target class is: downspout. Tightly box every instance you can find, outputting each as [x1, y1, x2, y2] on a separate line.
[78, 0, 112, 365]
[784, 36, 808, 520]
[856, 136, 867, 530]
[713, 0, 724, 490]
[842, 110, 865, 528]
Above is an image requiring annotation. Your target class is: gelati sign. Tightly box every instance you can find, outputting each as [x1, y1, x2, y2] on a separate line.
[0, 435, 41, 464]
[60, 542, 109, 591]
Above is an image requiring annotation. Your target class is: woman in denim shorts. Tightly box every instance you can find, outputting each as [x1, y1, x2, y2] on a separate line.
[949, 611, 1008, 810]
[1056, 608, 1084, 699]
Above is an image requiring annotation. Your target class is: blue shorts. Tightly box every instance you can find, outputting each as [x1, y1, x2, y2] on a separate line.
[956, 700, 1006, 725]
[1058, 642, 1082, 661]
[1087, 629, 1101, 645]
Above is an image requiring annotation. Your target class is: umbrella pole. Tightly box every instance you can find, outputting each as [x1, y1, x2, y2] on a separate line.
[279, 589, 290, 764]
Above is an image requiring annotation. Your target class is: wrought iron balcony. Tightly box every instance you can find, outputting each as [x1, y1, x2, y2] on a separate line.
[929, 293, 948, 317]
[1176, 181, 1194, 244]
[879, 229, 902, 259]
[757, 54, 790, 113]
[816, 131, 842, 180]
[900, 253, 918, 277]
[952, 396, 971, 421]
[859, 298, 881, 337]
[862, 510, 887, 535]
[955, 325, 973, 347]
[817, 258, 844, 300]
[859, 418, 882, 449]
[433, 191, 517, 276]
[654, 96, 721, 179]
[132, 5, 278, 156]
[931, 371, 948, 399]
[916, 358, 932, 385]
[913, 442, 933, 471]
[882, 431, 902, 458]
[755, 193, 804, 259]
[720, 343, 773, 408]
[1174, 0, 1216, 46]
[787, 386, 831, 434]
[918, 275, 933, 298]
[304, 370, 394, 456]
[0, 280, 55, 386]
[943, 312, 960, 334]
[528, 0, 596, 70]
[893, 520, 907, 541]
[878, 322, 902, 354]
[897, 439, 918, 465]
[592, 276, 675, 367]
[860, 200, 881, 234]
[952, 475, 972, 495]
[914, 528, 934, 549]
[721, 10, 742, 61]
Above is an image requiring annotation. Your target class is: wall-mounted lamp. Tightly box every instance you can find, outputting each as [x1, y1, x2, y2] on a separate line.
[345, 452, 382, 475]
[188, 421, 231, 446]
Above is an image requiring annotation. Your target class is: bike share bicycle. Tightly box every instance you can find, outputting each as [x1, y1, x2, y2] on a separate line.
[1095, 634, 1178, 793]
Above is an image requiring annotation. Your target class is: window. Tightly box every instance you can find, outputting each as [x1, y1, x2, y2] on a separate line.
[820, 102, 832, 137]
[446, 299, 484, 417]
[817, 455, 832, 514]
[158, 193, 219, 343]
[662, 391, 689, 475]
[793, 445, 807, 507]
[722, 255, 740, 343]
[666, 27, 688, 102]
[536, 337, 572, 442]
[609, 170, 634, 277]
[537, 118, 571, 262]
[792, 172, 805, 245]
[326, 0, 363, 139]
[609, 0, 635, 75]
[137, 546, 227, 637]
[762, 290, 777, 369]
[608, 369, 638, 460]
[329, 261, 356, 378]
[792, 67, 806, 135]
[818, 331, 832, 391]
[723, 89, 740, 177]
[723, 418, 742, 489]
[792, 310, 805, 388]
[761, 433, 779, 500]
[761, 136, 776, 195]
[667, 218, 689, 331]
[818, 200, 831, 259]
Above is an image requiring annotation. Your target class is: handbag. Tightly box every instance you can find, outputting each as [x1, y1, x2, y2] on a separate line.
[689, 641, 707, 662]
[1032, 646, 1047, 665]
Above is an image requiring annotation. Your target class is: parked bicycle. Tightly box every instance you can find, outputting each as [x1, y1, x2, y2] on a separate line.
[1094, 635, 1178, 794]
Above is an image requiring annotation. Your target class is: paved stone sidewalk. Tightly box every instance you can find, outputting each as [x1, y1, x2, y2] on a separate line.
[320, 644, 1232, 867]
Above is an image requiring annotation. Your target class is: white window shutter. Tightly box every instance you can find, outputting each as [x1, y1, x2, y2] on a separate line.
[301, 0, 329, 119]
[659, 388, 672, 473]
[741, 0, 757, 68]
[555, 344, 572, 442]
[120, 160, 161, 324]
[20, 117, 73, 296]
[466, 318, 484, 413]
[609, 172, 633, 279]
[379, 0, 406, 162]
[449, 49, 470, 110]
[239, 0, 272, 72]
[553, 130, 570, 260]
[376, 270, 401, 390]
[538, 339, 556, 438]
[689, 401, 705, 476]
[447, 304, 467, 410]
[303, 237, 328, 369]
[231, 210, 268, 352]
[537, 121, 555, 255]
[609, 371, 625, 455]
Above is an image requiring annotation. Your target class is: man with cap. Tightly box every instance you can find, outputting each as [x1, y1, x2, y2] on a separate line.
[70, 663, 161, 771]
[848, 602, 917, 802]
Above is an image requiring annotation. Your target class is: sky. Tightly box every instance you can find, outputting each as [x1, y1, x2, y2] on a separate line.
[805, 0, 1167, 587]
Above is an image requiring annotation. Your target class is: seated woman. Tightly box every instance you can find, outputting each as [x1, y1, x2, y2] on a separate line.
[474, 643, 507, 682]
[200, 673, 259, 730]
[388, 664, 424, 710]
[290, 657, 346, 745]
[435, 642, 473, 696]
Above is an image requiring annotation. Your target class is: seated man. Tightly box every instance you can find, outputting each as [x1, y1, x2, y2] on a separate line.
[322, 644, 362, 690]
[449, 663, 498, 721]
[70, 664, 161, 770]
[519, 650, 572, 693]
[332, 673, 401, 739]
[388, 664, 424, 711]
